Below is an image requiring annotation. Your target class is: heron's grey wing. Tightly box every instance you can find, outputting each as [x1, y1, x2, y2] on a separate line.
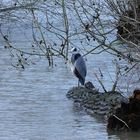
[74, 56, 87, 79]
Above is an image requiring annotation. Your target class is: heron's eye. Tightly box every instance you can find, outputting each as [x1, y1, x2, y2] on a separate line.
[74, 48, 77, 51]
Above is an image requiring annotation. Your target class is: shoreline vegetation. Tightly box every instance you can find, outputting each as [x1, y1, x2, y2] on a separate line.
[106, 0, 140, 45]
[0, 0, 140, 67]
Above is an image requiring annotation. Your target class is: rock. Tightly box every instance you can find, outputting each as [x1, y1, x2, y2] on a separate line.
[67, 82, 140, 131]
[85, 81, 95, 89]
[66, 81, 128, 116]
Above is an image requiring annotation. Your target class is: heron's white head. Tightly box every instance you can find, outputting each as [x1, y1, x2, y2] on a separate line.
[71, 47, 78, 53]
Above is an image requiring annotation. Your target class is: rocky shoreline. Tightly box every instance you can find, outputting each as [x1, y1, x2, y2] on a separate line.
[67, 83, 127, 116]
[66, 82, 140, 131]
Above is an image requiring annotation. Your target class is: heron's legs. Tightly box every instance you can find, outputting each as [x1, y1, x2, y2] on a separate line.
[78, 80, 80, 87]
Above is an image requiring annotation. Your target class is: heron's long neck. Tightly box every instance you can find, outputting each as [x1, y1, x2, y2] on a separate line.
[73, 53, 81, 61]
[71, 53, 81, 64]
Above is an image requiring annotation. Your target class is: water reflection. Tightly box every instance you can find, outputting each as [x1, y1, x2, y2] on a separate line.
[108, 130, 140, 140]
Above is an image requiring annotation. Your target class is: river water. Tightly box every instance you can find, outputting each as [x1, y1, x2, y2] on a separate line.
[0, 44, 140, 140]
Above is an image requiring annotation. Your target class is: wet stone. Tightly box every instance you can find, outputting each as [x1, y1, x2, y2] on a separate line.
[66, 81, 128, 117]
[66, 82, 140, 132]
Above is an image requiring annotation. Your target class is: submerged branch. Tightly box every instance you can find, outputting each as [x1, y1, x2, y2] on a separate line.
[113, 115, 130, 129]
[94, 72, 107, 92]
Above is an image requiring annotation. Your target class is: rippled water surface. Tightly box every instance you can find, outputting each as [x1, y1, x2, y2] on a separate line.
[0, 46, 110, 140]
[0, 33, 139, 140]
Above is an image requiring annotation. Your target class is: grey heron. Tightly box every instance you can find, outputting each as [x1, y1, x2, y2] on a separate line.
[71, 47, 87, 86]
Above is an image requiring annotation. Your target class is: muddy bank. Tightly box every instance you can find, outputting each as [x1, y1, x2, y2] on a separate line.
[107, 89, 140, 131]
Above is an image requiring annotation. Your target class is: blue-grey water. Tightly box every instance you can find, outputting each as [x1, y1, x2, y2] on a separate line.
[0, 45, 140, 140]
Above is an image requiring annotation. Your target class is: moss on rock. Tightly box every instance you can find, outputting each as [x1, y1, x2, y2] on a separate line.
[66, 82, 128, 116]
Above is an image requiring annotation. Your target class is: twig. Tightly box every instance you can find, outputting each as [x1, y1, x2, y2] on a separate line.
[62, 0, 69, 60]
[93, 72, 107, 92]
[113, 114, 130, 129]
[111, 61, 120, 92]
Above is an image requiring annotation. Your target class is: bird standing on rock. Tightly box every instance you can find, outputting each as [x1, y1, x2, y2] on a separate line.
[71, 47, 87, 86]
